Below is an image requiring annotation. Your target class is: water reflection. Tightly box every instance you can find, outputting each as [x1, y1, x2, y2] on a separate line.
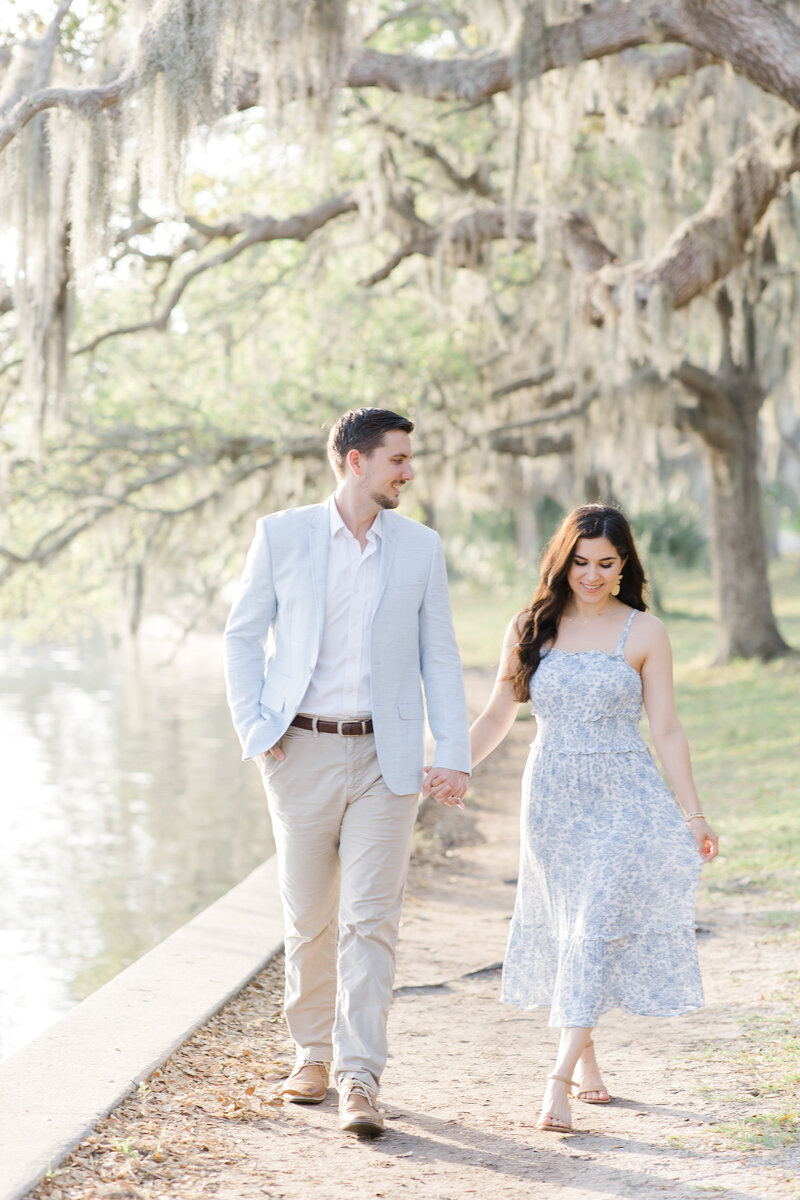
[0, 635, 273, 1061]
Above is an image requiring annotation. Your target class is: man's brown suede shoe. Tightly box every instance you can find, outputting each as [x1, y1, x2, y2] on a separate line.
[281, 1061, 330, 1104]
[338, 1080, 384, 1137]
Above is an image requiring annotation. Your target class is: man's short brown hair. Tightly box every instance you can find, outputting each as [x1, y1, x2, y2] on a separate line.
[327, 408, 414, 477]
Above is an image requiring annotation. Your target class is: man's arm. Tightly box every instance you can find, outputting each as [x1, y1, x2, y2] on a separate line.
[418, 535, 471, 800]
[223, 519, 278, 758]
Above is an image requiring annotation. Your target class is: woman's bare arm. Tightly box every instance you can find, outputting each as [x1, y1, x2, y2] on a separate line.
[640, 615, 718, 862]
[470, 616, 524, 767]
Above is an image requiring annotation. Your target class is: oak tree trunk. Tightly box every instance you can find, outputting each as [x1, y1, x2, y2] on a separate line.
[703, 381, 790, 661]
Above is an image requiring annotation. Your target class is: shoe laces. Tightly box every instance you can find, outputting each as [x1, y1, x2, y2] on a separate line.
[289, 1060, 328, 1079]
[345, 1080, 374, 1102]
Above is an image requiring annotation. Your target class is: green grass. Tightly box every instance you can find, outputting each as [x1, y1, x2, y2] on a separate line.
[711, 1002, 800, 1098]
[759, 909, 800, 931]
[661, 566, 800, 1150]
[712, 1111, 800, 1150]
[660, 561, 800, 901]
[449, 582, 521, 669]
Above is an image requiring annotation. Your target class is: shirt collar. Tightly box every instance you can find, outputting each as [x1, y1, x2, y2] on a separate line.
[327, 493, 383, 542]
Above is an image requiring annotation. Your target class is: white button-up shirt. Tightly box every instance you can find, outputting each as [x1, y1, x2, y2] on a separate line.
[298, 494, 383, 719]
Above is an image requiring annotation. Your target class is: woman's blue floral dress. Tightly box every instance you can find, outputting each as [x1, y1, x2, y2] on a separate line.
[501, 609, 704, 1026]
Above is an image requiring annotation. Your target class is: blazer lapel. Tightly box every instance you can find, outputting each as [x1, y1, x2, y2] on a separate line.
[307, 505, 330, 654]
[374, 515, 399, 611]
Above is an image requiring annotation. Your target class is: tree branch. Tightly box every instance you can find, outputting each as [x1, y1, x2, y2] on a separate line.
[5, 1, 800, 157]
[583, 118, 800, 323]
[359, 208, 539, 286]
[672, 361, 725, 402]
[360, 114, 800, 327]
[620, 45, 718, 84]
[0, 75, 132, 153]
[294, 1, 800, 111]
[635, 67, 720, 129]
[486, 392, 596, 442]
[74, 193, 358, 354]
[363, 3, 469, 49]
[0, 431, 326, 581]
[490, 367, 557, 398]
[490, 429, 575, 457]
[671, 362, 742, 450]
[373, 120, 500, 199]
[0, 0, 76, 117]
[46, 1, 76, 46]
[359, 205, 618, 288]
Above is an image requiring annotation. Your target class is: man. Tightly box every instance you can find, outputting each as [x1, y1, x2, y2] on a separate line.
[224, 408, 470, 1137]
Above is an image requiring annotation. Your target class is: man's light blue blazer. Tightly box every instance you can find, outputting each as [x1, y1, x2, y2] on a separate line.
[224, 500, 471, 797]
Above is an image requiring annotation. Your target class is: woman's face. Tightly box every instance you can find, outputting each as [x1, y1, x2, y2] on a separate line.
[567, 536, 626, 606]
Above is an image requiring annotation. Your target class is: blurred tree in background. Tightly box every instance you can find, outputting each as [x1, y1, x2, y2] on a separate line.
[1, 0, 799, 657]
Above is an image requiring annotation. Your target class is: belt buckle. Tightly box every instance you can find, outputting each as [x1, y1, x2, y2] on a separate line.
[340, 719, 363, 736]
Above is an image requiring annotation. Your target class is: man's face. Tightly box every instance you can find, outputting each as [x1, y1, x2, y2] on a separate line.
[357, 430, 414, 510]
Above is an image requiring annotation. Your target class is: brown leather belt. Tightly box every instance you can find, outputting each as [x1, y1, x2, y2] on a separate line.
[290, 715, 374, 736]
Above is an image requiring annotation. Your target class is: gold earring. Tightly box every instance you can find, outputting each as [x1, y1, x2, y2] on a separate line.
[612, 574, 622, 596]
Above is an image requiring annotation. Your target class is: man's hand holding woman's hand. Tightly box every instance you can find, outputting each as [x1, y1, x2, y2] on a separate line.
[422, 766, 469, 809]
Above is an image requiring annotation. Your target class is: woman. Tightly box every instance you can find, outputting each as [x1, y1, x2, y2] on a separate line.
[464, 505, 718, 1132]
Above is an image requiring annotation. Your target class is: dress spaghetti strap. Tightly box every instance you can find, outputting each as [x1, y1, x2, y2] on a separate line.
[614, 609, 637, 656]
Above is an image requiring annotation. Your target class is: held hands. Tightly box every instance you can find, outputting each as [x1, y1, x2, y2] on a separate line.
[688, 816, 719, 863]
[421, 766, 469, 809]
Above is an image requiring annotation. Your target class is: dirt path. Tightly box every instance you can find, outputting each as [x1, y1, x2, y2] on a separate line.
[29, 671, 800, 1200]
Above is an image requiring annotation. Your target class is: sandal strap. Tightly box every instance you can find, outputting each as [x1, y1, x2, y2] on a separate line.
[547, 1073, 578, 1087]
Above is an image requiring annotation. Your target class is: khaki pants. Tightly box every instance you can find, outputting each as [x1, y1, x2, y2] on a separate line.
[260, 723, 418, 1093]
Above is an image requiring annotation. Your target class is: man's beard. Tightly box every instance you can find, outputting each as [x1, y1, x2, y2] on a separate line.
[371, 490, 399, 510]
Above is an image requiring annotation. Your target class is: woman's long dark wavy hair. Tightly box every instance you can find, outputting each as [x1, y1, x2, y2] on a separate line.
[508, 505, 648, 702]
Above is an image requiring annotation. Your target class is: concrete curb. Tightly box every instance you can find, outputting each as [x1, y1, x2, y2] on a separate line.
[0, 858, 284, 1200]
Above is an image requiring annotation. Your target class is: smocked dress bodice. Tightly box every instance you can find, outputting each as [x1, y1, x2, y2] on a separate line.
[531, 638, 646, 755]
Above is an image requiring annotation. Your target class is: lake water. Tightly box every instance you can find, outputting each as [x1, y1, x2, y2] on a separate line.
[0, 634, 274, 1062]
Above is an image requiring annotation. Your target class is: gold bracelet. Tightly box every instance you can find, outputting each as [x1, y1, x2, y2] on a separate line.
[684, 812, 705, 822]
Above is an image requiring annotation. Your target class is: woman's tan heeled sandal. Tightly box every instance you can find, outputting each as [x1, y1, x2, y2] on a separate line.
[572, 1038, 612, 1105]
[536, 1073, 576, 1132]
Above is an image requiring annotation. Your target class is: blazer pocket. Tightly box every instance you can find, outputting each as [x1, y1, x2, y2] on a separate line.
[398, 701, 424, 720]
[260, 676, 287, 713]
